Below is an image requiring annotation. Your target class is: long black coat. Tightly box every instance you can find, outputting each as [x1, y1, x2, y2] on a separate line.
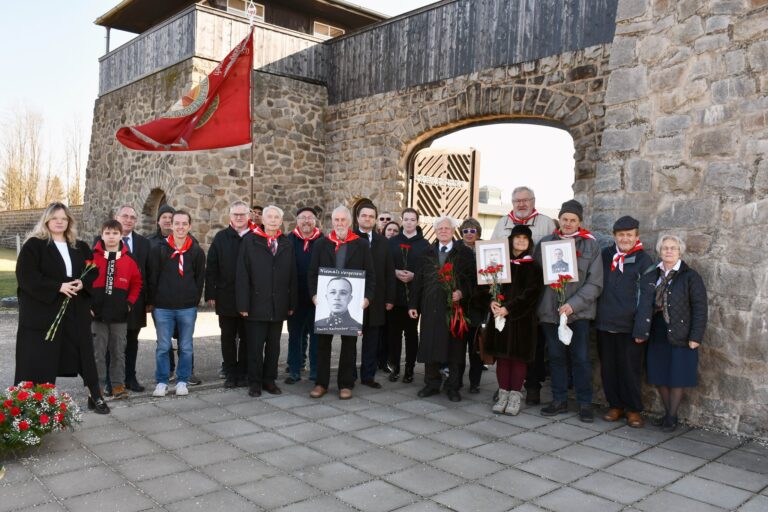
[409, 241, 475, 363]
[308, 236, 375, 303]
[355, 230, 396, 327]
[388, 231, 431, 307]
[125, 232, 150, 329]
[235, 233, 297, 322]
[482, 260, 544, 362]
[14, 237, 99, 385]
[205, 226, 245, 317]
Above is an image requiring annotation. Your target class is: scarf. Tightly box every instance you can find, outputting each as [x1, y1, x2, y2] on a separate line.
[511, 255, 534, 265]
[655, 267, 677, 323]
[328, 229, 360, 252]
[103, 242, 123, 296]
[292, 226, 321, 252]
[611, 240, 644, 272]
[167, 235, 192, 276]
[555, 227, 596, 240]
[508, 209, 539, 225]
[251, 225, 282, 255]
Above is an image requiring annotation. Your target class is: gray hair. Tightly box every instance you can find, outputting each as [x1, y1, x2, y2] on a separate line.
[229, 200, 250, 213]
[512, 186, 535, 199]
[263, 205, 284, 218]
[433, 215, 459, 231]
[656, 234, 686, 256]
[332, 205, 352, 221]
[115, 205, 137, 216]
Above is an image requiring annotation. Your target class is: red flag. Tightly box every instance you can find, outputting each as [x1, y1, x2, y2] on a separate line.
[116, 29, 253, 151]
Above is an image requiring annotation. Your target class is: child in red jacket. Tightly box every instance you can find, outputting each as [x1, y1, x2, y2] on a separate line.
[92, 220, 142, 399]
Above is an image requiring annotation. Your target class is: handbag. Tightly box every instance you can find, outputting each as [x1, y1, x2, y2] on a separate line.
[474, 314, 496, 365]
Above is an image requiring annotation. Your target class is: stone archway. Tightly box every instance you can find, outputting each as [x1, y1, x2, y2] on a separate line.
[141, 188, 167, 235]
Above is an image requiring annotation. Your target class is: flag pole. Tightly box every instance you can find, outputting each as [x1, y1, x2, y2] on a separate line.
[247, 1, 256, 207]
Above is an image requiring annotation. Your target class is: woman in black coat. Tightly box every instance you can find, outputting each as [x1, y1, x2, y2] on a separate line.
[634, 234, 708, 432]
[483, 225, 544, 416]
[14, 202, 109, 413]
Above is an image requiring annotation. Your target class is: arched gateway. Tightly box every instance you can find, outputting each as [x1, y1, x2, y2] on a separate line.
[84, 0, 768, 435]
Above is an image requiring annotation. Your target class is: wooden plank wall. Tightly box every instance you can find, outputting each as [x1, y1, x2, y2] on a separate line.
[326, 0, 619, 104]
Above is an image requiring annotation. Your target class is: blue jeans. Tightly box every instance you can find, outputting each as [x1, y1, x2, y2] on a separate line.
[287, 305, 317, 380]
[154, 307, 196, 385]
[542, 320, 592, 405]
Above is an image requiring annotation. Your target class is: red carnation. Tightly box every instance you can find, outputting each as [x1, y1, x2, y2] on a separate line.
[399, 244, 411, 249]
[48, 396, 57, 405]
[59, 403, 67, 412]
[576, 251, 582, 257]
[443, 263, 453, 272]
[3, 399, 12, 408]
[85, 259, 94, 266]
[16, 391, 29, 401]
[496, 294, 505, 301]
[8, 386, 16, 392]
[0, 412, 5, 423]
[33, 392, 43, 401]
[10, 406, 21, 417]
[39, 414, 50, 425]
[18, 420, 29, 431]
[22, 381, 34, 389]
[55, 413, 64, 423]
[550, 283, 562, 290]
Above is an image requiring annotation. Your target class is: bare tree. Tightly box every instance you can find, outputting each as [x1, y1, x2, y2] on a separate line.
[42, 166, 66, 205]
[63, 117, 85, 205]
[0, 107, 45, 210]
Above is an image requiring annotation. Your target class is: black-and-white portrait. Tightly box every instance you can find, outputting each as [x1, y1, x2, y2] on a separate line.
[541, 238, 580, 285]
[314, 267, 366, 336]
[475, 240, 512, 285]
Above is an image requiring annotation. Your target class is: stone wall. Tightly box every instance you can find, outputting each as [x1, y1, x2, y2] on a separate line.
[0, 206, 83, 250]
[83, 62, 327, 247]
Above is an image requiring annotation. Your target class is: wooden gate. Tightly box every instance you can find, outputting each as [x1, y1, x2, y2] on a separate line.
[409, 148, 479, 241]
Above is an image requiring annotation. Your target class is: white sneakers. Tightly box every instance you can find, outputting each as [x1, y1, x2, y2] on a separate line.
[175, 382, 188, 396]
[492, 389, 522, 415]
[493, 389, 510, 414]
[152, 383, 168, 397]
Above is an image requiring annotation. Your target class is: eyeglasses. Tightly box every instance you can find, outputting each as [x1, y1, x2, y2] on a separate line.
[297, 216, 316, 221]
[513, 198, 533, 204]
[379, 216, 392, 221]
[462, 228, 478, 234]
[231, 213, 248, 217]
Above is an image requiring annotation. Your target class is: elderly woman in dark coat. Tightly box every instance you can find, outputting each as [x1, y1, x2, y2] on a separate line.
[634, 234, 707, 432]
[409, 216, 475, 402]
[482, 225, 544, 415]
[14, 202, 108, 413]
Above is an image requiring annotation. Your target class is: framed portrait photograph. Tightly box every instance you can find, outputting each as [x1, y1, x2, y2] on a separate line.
[474, 239, 512, 285]
[314, 267, 366, 336]
[540, 239, 580, 285]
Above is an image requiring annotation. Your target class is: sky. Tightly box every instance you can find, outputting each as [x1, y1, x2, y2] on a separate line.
[0, 0, 573, 210]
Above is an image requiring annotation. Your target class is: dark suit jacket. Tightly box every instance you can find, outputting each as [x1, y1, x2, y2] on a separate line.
[355, 229, 396, 327]
[308, 236, 375, 303]
[126, 232, 150, 329]
[205, 226, 246, 317]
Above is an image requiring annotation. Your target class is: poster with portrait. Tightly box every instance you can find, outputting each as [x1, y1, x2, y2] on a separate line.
[474, 240, 512, 285]
[314, 267, 366, 336]
[540, 239, 580, 285]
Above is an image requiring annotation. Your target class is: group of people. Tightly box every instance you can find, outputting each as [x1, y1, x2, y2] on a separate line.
[14, 187, 707, 431]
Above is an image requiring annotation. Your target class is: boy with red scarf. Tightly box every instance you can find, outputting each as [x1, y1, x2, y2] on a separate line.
[91, 220, 142, 399]
[147, 210, 206, 397]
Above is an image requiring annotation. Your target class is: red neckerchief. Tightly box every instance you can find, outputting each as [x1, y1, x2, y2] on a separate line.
[292, 226, 321, 252]
[508, 209, 539, 225]
[328, 229, 360, 252]
[167, 235, 192, 276]
[611, 240, 643, 272]
[251, 225, 282, 252]
[555, 227, 596, 240]
[511, 255, 534, 265]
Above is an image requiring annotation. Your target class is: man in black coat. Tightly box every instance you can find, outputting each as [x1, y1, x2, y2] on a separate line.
[114, 205, 151, 392]
[308, 205, 375, 400]
[354, 203, 396, 388]
[236, 205, 297, 398]
[206, 201, 251, 388]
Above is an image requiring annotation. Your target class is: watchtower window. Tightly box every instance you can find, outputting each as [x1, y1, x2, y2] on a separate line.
[227, 0, 265, 21]
[313, 21, 345, 39]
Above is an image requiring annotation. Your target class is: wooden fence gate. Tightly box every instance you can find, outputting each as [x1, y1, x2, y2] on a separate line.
[409, 148, 479, 241]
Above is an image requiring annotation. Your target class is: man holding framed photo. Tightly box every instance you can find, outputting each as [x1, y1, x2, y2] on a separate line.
[534, 199, 603, 422]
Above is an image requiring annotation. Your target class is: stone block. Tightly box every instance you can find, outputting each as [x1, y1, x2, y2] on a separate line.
[667, 475, 753, 509]
[627, 159, 652, 192]
[706, 15, 732, 32]
[676, 15, 704, 43]
[655, 115, 692, 136]
[604, 66, 648, 105]
[594, 162, 622, 192]
[725, 49, 747, 74]
[608, 37, 638, 69]
[656, 164, 701, 192]
[695, 34, 730, 53]
[691, 129, 735, 156]
[705, 162, 751, 190]
[649, 63, 686, 92]
[601, 126, 645, 151]
[617, 0, 649, 20]
[655, 198, 719, 229]
[535, 487, 623, 512]
[647, 135, 685, 155]
[748, 40, 768, 72]
[711, 77, 757, 103]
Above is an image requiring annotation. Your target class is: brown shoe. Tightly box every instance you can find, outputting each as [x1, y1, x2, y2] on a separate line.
[112, 385, 129, 400]
[339, 388, 353, 400]
[626, 411, 644, 428]
[309, 385, 327, 399]
[603, 408, 624, 422]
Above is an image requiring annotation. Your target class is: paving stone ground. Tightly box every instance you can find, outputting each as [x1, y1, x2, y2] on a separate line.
[1, 311, 767, 511]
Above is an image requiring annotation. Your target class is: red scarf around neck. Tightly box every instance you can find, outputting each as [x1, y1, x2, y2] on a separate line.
[167, 235, 192, 276]
[508, 209, 539, 225]
[328, 229, 360, 252]
[251, 225, 282, 252]
[292, 226, 321, 252]
[511, 255, 534, 265]
[611, 240, 644, 272]
[555, 227, 596, 240]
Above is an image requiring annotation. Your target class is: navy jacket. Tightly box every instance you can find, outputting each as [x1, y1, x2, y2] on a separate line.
[595, 244, 653, 333]
[205, 226, 246, 317]
[288, 231, 322, 309]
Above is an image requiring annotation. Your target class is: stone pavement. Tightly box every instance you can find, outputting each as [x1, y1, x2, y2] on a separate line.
[2, 359, 768, 512]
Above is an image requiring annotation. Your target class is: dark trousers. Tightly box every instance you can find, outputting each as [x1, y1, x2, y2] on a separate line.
[360, 325, 381, 382]
[424, 337, 465, 392]
[287, 304, 318, 380]
[245, 320, 282, 388]
[525, 327, 547, 392]
[316, 334, 357, 390]
[598, 330, 644, 412]
[542, 320, 592, 405]
[377, 323, 389, 368]
[388, 307, 419, 374]
[125, 327, 140, 382]
[457, 326, 484, 388]
[220, 315, 247, 378]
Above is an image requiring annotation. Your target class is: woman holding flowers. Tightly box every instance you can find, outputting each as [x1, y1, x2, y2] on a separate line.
[14, 203, 108, 413]
[482, 225, 544, 415]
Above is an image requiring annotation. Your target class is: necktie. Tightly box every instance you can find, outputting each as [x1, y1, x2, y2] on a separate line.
[439, 245, 448, 265]
[269, 239, 277, 255]
[122, 236, 130, 253]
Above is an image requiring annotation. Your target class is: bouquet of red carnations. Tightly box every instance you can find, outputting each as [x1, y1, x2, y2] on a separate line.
[45, 260, 97, 341]
[479, 263, 506, 332]
[549, 274, 573, 345]
[437, 262, 469, 338]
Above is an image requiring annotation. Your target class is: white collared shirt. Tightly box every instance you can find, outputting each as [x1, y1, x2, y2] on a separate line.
[656, 259, 681, 285]
[439, 241, 454, 253]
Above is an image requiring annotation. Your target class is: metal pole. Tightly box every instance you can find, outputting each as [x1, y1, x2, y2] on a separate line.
[105, 27, 111, 54]
[16, 234, 21, 256]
